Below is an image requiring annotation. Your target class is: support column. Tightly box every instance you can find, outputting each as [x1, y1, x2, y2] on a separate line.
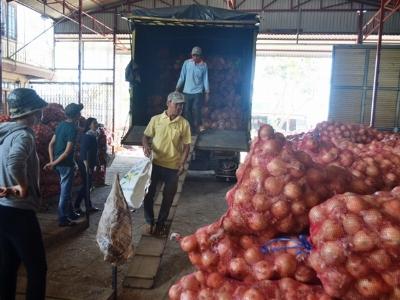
[0, 1, 3, 103]
[112, 9, 116, 154]
[357, 8, 364, 44]
[78, 0, 83, 103]
[370, 0, 385, 127]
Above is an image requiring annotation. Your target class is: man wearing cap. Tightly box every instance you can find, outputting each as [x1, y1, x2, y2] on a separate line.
[176, 46, 209, 134]
[44, 103, 84, 227]
[142, 91, 191, 235]
[0, 88, 47, 299]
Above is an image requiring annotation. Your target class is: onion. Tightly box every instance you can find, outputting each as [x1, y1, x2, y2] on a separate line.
[319, 219, 344, 241]
[181, 274, 200, 291]
[356, 276, 387, 298]
[251, 194, 269, 212]
[264, 177, 284, 196]
[240, 235, 255, 250]
[201, 250, 218, 267]
[231, 209, 245, 226]
[180, 235, 198, 253]
[168, 284, 182, 300]
[229, 258, 249, 279]
[188, 252, 202, 266]
[294, 265, 316, 283]
[196, 230, 210, 250]
[291, 201, 306, 216]
[382, 199, 400, 221]
[276, 215, 295, 233]
[382, 269, 400, 286]
[345, 255, 369, 278]
[234, 188, 252, 206]
[206, 272, 224, 289]
[368, 249, 391, 271]
[244, 247, 263, 265]
[352, 230, 376, 252]
[278, 277, 297, 291]
[262, 139, 282, 155]
[259, 124, 274, 140]
[362, 209, 383, 227]
[306, 168, 325, 186]
[309, 206, 326, 224]
[222, 217, 235, 232]
[345, 195, 366, 214]
[320, 241, 345, 265]
[342, 213, 362, 235]
[267, 158, 287, 176]
[242, 288, 264, 300]
[283, 182, 302, 199]
[271, 199, 290, 219]
[253, 261, 274, 280]
[307, 252, 324, 273]
[198, 288, 213, 300]
[194, 270, 206, 284]
[249, 167, 266, 184]
[248, 212, 267, 231]
[380, 226, 400, 246]
[365, 165, 380, 177]
[180, 290, 197, 300]
[323, 268, 352, 297]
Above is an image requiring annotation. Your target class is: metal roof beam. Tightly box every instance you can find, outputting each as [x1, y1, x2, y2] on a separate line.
[362, 0, 400, 39]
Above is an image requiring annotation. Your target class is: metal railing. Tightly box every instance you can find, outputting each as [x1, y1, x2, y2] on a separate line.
[30, 82, 113, 129]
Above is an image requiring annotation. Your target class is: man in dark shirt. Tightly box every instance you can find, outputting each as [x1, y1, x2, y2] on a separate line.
[44, 103, 83, 226]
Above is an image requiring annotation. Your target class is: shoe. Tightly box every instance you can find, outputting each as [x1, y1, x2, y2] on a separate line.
[88, 206, 100, 213]
[143, 223, 154, 235]
[59, 220, 76, 227]
[154, 223, 168, 237]
[75, 208, 84, 215]
[68, 213, 81, 221]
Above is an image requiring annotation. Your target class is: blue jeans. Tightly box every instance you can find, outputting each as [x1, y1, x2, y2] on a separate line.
[184, 93, 203, 132]
[56, 166, 74, 223]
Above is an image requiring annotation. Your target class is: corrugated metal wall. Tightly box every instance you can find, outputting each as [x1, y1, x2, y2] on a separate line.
[329, 45, 400, 130]
[54, 0, 400, 35]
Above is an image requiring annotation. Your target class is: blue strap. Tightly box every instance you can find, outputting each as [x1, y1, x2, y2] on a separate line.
[260, 235, 312, 257]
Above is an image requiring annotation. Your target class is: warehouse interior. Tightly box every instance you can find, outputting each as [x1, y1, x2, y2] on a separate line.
[1, 0, 400, 299]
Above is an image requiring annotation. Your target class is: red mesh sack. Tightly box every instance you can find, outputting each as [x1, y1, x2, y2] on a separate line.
[308, 188, 400, 299]
[169, 271, 331, 300]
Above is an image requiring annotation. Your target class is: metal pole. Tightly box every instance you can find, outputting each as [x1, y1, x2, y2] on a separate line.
[78, 0, 83, 104]
[356, 8, 364, 44]
[112, 265, 117, 300]
[6, 2, 9, 58]
[112, 10, 116, 155]
[0, 1, 3, 104]
[370, 0, 385, 127]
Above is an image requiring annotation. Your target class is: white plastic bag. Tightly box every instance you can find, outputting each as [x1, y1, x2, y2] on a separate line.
[97, 174, 133, 266]
[120, 157, 152, 209]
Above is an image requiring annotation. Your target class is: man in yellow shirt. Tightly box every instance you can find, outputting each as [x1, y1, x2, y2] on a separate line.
[142, 91, 191, 235]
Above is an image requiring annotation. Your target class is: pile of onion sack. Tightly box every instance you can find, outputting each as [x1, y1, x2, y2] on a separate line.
[170, 123, 400, 299]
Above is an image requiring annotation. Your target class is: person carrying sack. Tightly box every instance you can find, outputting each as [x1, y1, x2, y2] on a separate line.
[0, 88, 48, 300]
[142, 91, 191, 236]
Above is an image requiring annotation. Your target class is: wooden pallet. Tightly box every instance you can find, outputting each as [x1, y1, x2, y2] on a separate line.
[123, 136, 197, 290]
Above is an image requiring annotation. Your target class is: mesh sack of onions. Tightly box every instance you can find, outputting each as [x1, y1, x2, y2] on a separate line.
[169, 271, 331, 300]
[223, 124, 351, 236]
[178, 226, 318, 284]
[308, 189, 400, 299]
[0, 115, 10, 123]
[41, 103, 66, 124]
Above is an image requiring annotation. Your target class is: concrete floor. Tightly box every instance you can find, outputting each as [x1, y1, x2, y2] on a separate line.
[37, 152, 232, 300]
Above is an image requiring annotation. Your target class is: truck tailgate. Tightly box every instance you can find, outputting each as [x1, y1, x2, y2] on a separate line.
[196, 129, 249, 152]
[122, 127, 249, 152]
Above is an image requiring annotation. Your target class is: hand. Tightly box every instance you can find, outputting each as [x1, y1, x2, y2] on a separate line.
[178, 163, 185, 176]
[204, 92, 210, 104]
[143, 145, 152, 158]
[0, 187, 7, 198]
[9, 185, 28, 198]
[43, 162, 55, 171]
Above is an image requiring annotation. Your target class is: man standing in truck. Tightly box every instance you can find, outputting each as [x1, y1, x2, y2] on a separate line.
[176, 46, 209, 134]
[142, 91, 191, 236]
